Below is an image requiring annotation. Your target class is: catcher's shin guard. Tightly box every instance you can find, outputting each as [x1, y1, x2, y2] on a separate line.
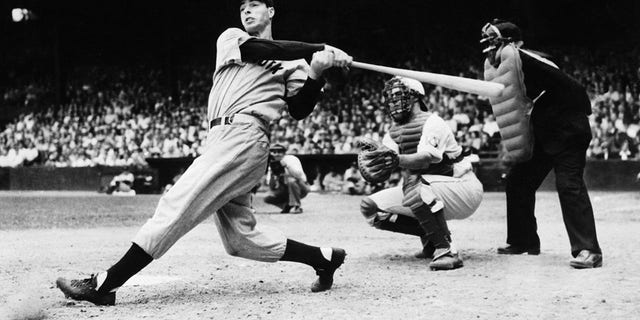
[361, 197, 423, 236]
[412, 203, 450, 249]
[374, 214, 424, 236]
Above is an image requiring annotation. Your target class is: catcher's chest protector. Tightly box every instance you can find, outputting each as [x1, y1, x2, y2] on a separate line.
[389, 113, 430, 155]
[484, 44, 534, 163]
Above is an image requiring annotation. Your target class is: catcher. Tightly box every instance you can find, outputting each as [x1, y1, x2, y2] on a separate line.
[358, 77, 483, 270]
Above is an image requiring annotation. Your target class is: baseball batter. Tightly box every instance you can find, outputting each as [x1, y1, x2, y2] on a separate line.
[358, 77, 483, 270]
[56, 0, 352, 305]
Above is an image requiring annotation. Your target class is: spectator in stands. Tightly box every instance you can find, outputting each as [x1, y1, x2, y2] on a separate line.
[342, 162, 366, 195]
[322, 168, 343, 193]
[3, 45, 640, 162]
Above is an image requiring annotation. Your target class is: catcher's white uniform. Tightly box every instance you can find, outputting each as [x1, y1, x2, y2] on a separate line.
[364, 113, 483, 225]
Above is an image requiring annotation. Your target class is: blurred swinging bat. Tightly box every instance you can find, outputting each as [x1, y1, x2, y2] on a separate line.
[351, 61, 504, 98]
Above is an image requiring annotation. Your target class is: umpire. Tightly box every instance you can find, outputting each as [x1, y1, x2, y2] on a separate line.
[481, 19, 602, 268]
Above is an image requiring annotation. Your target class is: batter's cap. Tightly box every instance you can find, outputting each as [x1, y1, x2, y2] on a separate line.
[394, 77, 425, 96]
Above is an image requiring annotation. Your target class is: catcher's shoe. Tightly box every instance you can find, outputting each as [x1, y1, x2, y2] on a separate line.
[429, 248, 463, 271]
[56, 275, 115, 306]
[281, 205, 292, 214]
[290, 206, 303, 214]
[569, 250, 603, 269]
[497, 245, 540, 255]
[311, 248, 346, 293]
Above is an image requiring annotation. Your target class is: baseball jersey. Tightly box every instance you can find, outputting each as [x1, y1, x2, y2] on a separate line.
[208, 28, 309, 122]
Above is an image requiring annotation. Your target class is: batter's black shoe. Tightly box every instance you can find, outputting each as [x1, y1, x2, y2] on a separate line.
[497, 245, 540, 255]
[311, 248, 346, 293]
[56, 275, 115, 306]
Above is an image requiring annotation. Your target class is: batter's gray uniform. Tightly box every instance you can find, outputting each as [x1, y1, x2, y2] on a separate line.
[363, 114, 483, 226]
[133, 28, 309, 262]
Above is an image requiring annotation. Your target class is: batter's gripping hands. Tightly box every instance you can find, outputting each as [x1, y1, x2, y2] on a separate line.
[357, 138, 399, 184]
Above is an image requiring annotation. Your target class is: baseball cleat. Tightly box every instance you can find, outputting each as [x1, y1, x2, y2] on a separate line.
[429, 248, 463, 271]
[569, 250, 603, 269]
[311, 248, 346, 292]
[56, 275, 115, 306]
[290, 206, 303, 214]
[281, 205, 292, 214]
[497, 245, 540, 255]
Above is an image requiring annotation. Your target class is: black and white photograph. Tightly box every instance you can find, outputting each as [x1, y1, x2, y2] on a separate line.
[1, 0, 640, 319]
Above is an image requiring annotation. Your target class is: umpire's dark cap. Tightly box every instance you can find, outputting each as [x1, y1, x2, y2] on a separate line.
[240, 0, 274, 8]
[484, 19, 522, 42]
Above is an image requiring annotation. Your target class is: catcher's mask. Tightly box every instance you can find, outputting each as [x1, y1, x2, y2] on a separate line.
[480, 19, 522, 67]
[382, 77, 425, 124]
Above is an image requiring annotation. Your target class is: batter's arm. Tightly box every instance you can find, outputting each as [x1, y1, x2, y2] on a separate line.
[240, 38, 325, 61]
[286, 50, 341, 120]
[286, 77, 325, 120]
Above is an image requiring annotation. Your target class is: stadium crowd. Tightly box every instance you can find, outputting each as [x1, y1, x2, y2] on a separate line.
[2, 48, 640, 168]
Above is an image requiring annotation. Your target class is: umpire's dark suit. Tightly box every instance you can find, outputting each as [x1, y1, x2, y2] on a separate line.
[505, 50, 601, 257]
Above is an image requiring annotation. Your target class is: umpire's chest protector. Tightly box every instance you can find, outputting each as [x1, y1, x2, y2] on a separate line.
[484, 44, 534, 163]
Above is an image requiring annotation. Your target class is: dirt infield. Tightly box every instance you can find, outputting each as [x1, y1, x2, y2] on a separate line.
[1, 191, 639, 319]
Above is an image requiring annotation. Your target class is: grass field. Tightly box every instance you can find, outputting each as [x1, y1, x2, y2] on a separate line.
[1, 191, 640, 319]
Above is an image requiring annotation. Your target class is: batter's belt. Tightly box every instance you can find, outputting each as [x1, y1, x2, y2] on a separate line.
[210, 113, 269, 136]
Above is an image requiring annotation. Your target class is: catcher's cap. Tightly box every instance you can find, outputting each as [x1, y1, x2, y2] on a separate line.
[393, 77, 425, 96]
[481, 19, 522, 43]
[269, 144, 286, 152]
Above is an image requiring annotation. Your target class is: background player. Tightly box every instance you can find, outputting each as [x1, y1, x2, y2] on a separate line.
[56, 0, 352, 305]
[481, 19, 602, 268]
[264, 144, 310, 213]
[359, 77, 483, 270]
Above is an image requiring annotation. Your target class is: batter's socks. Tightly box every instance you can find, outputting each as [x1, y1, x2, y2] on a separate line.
[280, 239, 332, 269]
[96, 243, 153, 294]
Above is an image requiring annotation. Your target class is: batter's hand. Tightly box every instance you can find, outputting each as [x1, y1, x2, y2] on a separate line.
[324, 45, 353, 68]
[309, 50, 335, 80]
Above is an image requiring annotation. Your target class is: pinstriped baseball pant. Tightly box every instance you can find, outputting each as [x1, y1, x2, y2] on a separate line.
[132, 122, 287, 262]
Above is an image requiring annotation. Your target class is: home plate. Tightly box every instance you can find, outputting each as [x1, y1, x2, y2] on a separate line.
[122, 275, 182, 287]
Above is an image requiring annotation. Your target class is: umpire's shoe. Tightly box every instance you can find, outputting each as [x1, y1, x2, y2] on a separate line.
[429, 248, 463, 271]
[497, 245, 540, 255]
[311, 248, 346, 292]
[570, 250, 603, 269]
[56, 275, 115, 306]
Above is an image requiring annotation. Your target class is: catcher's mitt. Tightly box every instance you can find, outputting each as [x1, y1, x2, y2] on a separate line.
[357, 139, 399, 183]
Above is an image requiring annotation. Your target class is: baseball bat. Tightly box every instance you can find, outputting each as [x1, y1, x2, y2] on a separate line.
[351, 61, 504, 98]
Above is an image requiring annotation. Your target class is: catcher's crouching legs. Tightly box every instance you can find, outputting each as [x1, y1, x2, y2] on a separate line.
[412, 203, 463, 270]
[360, 197, 423, 236]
